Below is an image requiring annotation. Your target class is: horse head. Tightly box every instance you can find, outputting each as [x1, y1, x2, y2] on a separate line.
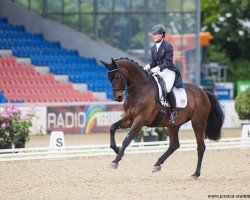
[100, 58, 126, 102]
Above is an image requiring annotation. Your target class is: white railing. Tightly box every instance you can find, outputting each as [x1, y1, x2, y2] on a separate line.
[0, 138, 249, 162]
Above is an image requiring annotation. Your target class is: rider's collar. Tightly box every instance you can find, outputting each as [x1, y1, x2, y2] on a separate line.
[155, 39, 163, 44]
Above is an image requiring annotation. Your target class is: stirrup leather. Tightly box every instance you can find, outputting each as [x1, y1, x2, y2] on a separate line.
[169, 110, 177, 123]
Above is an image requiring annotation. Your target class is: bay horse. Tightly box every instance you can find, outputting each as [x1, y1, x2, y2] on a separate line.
[100, 58, 224, 179]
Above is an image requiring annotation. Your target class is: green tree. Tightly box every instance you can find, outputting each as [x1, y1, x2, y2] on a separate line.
[201, 0, 250, 84]
[202, 0, 250, 61]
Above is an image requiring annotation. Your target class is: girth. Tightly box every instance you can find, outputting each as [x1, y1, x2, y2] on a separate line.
[150, 106, 167, 127]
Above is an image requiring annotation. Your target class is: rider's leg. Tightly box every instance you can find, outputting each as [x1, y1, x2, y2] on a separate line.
[167, 90, 177, 123]
[159, 69, 177, 123]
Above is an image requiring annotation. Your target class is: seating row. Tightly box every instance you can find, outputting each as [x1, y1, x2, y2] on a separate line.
[4, 92, 97, 103]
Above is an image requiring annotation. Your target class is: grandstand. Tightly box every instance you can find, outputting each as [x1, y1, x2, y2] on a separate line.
[0, 0, 209, 103]
[0, 17, 113, 103]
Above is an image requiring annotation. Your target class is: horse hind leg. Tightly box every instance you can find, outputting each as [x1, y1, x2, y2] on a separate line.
[191, 120, 206, 179]
[153, 126, 180, 172]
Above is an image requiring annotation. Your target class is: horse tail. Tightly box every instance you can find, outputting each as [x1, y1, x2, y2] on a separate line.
[205, 91, 224, 141]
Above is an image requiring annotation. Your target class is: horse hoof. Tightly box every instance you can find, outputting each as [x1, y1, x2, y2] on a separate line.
[152, 165, 161, 173]
[190, 175, 199, 180]
[109, 162, 118, 169]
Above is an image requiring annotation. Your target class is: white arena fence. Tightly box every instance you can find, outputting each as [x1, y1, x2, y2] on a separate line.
[0, 138, 249, 162]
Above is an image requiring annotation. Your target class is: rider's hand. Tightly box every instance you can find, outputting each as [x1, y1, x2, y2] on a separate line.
[151, 66, 160, 73]
[143, 64, 150, 71]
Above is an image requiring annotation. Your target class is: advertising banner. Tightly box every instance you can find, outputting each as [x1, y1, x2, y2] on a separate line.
[47, 103, 123, 134]
[237, 81, 250, 94]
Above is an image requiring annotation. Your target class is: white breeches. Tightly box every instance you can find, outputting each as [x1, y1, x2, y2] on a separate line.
[156, 68, 176, 93]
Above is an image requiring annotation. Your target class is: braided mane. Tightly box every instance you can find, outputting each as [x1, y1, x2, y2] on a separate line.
[115, 57, 143, 69]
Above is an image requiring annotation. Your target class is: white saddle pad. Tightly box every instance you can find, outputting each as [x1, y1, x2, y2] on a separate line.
[153, 76, 187, 108]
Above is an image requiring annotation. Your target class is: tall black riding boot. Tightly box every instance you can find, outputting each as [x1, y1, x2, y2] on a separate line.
[167, 90, 177, 123]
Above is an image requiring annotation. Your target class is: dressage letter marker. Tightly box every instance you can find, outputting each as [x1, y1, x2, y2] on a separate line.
[49, 131, 66, 149]
[241, 124, 250, 139]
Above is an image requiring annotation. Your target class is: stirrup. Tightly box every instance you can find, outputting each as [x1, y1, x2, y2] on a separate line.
[169, 110, 177, 123]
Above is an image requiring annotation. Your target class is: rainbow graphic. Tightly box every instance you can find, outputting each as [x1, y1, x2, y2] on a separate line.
[81, 104, 106, 134]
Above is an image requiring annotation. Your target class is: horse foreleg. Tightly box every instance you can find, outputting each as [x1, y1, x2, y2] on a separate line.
[153, 126, 180, 172]
[110, 117, 144, 169]
[110, 117, 132, 154]
[110, 122, 120, 154]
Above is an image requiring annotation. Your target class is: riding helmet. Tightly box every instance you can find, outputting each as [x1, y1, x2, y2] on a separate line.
[149, 24, 166, 35]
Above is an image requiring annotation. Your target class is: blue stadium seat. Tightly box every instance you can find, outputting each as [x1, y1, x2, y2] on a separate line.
[0, 17, 112, 99]
[0, 92, 7, 103]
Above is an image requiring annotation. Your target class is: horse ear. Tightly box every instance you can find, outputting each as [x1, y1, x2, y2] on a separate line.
[100, 60, 109, 68]
[111, 58, 119, 68]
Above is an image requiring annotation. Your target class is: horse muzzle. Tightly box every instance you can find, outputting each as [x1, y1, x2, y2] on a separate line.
[117, 96, 123, 102]
[114, 92, 124, 102]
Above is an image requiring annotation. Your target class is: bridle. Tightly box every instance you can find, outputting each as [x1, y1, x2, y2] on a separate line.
[107, 66, 152, 98]
[107, 68, 127, 93]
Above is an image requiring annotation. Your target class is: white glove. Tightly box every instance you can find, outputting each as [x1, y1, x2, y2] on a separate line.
[151, 66, 160, 73]
[143, 64, 150, 71]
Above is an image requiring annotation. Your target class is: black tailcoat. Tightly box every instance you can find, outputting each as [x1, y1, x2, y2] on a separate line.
[149, 40, 183, 88]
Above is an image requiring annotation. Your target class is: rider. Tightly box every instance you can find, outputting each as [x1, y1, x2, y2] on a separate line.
[143, 24, 183, 123]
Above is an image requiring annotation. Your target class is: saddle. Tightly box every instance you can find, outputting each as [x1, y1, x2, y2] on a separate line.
[150, 74, 187, 127]
[153, 74, 187, 108]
